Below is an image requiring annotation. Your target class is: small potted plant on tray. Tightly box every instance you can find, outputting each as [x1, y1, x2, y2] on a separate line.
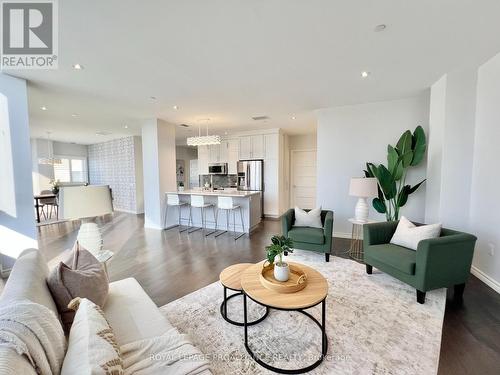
[266, 235, 294, 282]
[178, 181, 184, 191]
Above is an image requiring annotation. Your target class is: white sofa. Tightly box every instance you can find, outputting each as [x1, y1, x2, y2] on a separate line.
[0, 249, 211, 374]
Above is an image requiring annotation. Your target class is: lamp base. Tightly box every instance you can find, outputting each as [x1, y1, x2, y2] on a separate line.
[354, 197, 369, 223]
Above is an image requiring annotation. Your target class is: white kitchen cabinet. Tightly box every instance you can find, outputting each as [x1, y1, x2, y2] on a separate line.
[197, 145, 209, 175]
[209, 143, 220, 163]
[264, 133, 279, 160]
[219, 140, 229, 162]
[239, 135, 264, 160]
[227, 139, 239, 174]
[264, 158, 279, 216]
[239, 136, 252, 160]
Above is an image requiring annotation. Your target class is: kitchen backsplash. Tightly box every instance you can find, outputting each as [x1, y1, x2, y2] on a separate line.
[200, 174, 237, 188]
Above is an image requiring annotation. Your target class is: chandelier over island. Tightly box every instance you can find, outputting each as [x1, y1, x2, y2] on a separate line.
[187, 119, 221, 146]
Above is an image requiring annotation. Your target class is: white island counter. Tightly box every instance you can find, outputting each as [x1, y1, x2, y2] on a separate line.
[164, 189, 262, 233]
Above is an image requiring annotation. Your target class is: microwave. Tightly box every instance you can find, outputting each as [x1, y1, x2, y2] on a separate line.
[208, 163, 228, 175]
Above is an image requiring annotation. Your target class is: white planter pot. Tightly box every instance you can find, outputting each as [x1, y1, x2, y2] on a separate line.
[274, 262, 290, 282]
[178, 186, 184, 191]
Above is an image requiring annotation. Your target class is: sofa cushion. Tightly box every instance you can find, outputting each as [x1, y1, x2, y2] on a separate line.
[288, 227, 325, 245]
[366, 243, 417, 275]
[0, 249, 58, 314]
[390, 216, 442, 250]
[103, 278, 173, 346]
[61, 298, 123, 375]
[293, 207, 323, 228]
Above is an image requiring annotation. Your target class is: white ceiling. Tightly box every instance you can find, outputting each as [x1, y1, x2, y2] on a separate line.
[7, 0, 500, 144]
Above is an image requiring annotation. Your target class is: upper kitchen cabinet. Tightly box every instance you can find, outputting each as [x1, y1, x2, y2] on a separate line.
[197, 145, 209, 175]
[239, 134, 264, 160]
[209, 143, 221, 163]
[264, 133, 279, 160]
[227, 139, 239, 174]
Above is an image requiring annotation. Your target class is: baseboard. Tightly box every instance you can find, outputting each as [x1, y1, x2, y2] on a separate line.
[471, 266, 500, 294]
[333, 232, 352, 239]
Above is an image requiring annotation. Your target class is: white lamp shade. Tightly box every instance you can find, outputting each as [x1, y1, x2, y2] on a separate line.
[58, 185, 113, 220]
[349, 177, 378, 198]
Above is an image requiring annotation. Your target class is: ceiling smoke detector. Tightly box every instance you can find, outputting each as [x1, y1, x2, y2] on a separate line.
[251, 116, 269, 121]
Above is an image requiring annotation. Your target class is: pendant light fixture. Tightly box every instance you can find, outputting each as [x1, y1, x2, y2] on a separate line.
[38, 131, 62, 165]
[186, 118, 221, 146]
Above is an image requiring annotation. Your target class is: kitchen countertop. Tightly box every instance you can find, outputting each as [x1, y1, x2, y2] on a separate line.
[166, 189, 261, 197]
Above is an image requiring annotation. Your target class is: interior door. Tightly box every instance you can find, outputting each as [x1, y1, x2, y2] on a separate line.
[291, 150, 317, 209]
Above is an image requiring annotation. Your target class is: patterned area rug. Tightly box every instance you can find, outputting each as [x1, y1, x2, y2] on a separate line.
[161, 251, 446, 374]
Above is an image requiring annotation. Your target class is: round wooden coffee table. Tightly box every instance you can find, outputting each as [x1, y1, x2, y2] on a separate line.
[219, 263, 269, 326]
[240, 261, 328, 374]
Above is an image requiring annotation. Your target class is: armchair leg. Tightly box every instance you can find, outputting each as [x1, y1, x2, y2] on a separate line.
[366, 264, 372, 274]
[416, 290, 426, 304]
[325, 253, 330, 262]
[454, 283, 465, 301]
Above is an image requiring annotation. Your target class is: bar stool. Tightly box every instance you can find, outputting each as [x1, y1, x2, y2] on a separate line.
[214, 196, 245, 240]
[164, 193, 191, 232]
[188, 195, 217, 235]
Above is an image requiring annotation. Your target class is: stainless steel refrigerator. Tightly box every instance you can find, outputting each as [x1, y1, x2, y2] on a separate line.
[237, 159, 264, 217]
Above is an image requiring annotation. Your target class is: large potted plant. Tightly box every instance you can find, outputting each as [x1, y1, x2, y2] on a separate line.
[364, 126, 427, 221]
[266, 235, 294, 282]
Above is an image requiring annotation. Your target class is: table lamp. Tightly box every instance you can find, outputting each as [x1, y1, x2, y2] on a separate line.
[58, 185, 113, 256]
[349, 177, 378, 223]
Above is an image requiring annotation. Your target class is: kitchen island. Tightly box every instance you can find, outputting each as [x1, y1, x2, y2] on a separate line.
[164, 189, 262, 233]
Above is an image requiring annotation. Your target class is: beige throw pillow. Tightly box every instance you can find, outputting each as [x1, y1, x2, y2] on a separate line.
[47, 244, 109, 332]
[61, 297, 123, 375]
[390, 216, 442, 250]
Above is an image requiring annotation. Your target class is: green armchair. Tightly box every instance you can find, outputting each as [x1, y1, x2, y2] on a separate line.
[281, 209, 334, 262]
[363, 221, 477, 304]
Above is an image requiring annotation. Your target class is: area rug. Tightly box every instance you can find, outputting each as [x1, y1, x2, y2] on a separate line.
[161, 251, 446, 374]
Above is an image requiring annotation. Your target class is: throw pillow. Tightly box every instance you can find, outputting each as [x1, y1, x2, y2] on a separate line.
[47, 243, 109, 333]
[61, 297, 123, 375]
[293, 206, 323, 228]
[390, 216, 442, 250]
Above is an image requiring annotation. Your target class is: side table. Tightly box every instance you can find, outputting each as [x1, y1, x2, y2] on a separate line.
[219, 263, 268, 326]
[348, 218, 376, 262]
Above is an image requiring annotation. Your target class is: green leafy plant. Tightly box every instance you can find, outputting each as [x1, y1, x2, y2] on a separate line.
[266, 235, 294, 266]
[364, 126, 427, 221]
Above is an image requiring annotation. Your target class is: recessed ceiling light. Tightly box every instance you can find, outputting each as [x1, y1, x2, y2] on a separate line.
[72, 63, 84, 70]
[41, 106, 47, 111]
[173, 105, 179, 110]
[374, 24, 387, 32]
[124, 125, 128, 129]
[71, 113, 78, 117]
[361, 71, 370, 78]
[291, 116, 296, 120]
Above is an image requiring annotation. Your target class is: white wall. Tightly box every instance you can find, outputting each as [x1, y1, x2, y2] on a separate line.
[0, 74, 37, 273]
[142, 119, 176, 229]
[469, 52, 500, 288]
[426, 68, 477, 227]
[316, 95, 430, 236]
[289, 134, 316, 150]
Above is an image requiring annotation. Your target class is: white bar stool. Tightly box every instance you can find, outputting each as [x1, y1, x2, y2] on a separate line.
[188, 195, 217, 235]
[164, 193, 191, 232]
[214, 196, 245, 240]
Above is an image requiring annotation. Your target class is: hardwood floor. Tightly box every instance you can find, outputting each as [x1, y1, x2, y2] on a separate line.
[37, 211, 500, 374]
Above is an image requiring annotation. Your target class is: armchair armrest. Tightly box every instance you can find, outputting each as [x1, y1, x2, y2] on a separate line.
[281, 209, 294, 236]
[363, 221, 398, 247]
[323, 211, 333, 238]
[416, 233, 477, 290]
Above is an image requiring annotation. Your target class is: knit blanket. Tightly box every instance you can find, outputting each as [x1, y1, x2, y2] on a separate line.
[0, 300, 66, 375]
[120, 329, 211, 375]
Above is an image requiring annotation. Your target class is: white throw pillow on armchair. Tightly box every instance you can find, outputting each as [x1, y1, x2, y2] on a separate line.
[390, 216, 442, 250]
[293, 207, 323, 228]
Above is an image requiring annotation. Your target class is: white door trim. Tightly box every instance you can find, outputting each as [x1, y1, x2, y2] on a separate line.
[290, 148, 317, 208]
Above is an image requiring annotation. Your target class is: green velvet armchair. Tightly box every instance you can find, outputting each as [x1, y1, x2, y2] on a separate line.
[363, 221, 477, 304]
[282, 209, 334, 262]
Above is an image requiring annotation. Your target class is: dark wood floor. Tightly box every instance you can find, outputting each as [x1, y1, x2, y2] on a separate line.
[37, 212, 500, 375]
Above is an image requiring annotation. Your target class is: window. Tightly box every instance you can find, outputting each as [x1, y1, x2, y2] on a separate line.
[53, 157, 88, 183]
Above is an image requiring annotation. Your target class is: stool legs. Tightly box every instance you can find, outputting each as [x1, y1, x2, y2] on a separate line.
[214, 208, 245, 240]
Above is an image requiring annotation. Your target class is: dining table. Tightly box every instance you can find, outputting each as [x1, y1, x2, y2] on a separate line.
[34, 193, 57, 223]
